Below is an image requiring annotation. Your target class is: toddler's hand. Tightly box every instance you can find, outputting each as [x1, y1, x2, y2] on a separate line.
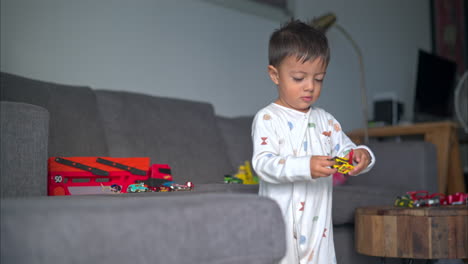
[310, 156, 337, 179]
[348, 149, 371, 176]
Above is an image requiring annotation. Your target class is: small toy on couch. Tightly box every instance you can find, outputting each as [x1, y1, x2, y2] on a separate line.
[162, 181, 194, 191]
[224, 175, 243, 184]
[224, 161, 258, 184]
[127, 182, 149, 193]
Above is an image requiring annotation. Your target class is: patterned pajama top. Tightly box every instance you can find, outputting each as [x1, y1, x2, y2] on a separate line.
[251, 103, 375, 264]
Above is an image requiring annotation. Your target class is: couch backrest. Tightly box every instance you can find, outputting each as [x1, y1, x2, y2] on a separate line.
[216, 116, 253, 170]
[0, 72, 109, 157]
[347, 141, 438, 193]
[0, 102, 49, 197]
[95, 90, 233, 183]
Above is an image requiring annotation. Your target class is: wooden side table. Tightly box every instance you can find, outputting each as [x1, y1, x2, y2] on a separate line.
[347, 121, 465, 194]
[355, 205, 468, 262]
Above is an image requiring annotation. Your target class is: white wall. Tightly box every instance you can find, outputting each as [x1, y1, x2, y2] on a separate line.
[293, 0, 431, 128]
[0, 0, 431, 131]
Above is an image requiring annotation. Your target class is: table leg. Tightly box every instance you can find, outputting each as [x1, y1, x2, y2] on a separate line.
[448, 129, 466, 193]
[425, 130, 450, 194]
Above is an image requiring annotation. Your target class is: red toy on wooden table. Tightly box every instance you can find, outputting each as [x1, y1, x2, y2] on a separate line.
[447, 192, 468, 205]
[396, 190, 467, 207]
[48, 157, 172, 196]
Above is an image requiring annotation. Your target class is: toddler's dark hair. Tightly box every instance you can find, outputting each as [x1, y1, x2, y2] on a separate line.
[268, 19, 330, 67]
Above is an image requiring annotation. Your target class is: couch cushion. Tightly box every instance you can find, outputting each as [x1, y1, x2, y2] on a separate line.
[0, 102, 49, 197]
[347, 141, 438, 193]
[95, 90, 233, 184]
[0, 72, 108, 156]
[216, 116, 253, 170]
[332, 185, 405, 225]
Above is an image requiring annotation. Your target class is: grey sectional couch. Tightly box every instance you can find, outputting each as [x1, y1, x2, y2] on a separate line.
[0, 72, 439, 263]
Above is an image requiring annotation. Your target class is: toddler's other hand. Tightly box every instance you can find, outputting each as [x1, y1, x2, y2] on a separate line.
[310, 156, 337, 179]
[348, 149, 371, 176]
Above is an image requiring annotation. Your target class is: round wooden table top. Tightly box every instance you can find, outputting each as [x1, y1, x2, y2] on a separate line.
[355, 205, 468, 260]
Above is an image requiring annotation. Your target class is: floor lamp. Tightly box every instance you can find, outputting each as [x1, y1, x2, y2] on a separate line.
[310, 13, 369, 144]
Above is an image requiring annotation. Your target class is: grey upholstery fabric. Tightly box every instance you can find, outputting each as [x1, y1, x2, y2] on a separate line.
[347, 141, 438, 193]
[189, 183, 258, 193]
[1, 193, 286, 264]
[95, 90, 233, 184]
[332, 185, 405, 225]
[0, 72, 108, 156]
[216, 116, 253, 170]
[0, 102, 49, 197]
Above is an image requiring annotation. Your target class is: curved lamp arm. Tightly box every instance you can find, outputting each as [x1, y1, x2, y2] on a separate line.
[334, 24, 369, 144]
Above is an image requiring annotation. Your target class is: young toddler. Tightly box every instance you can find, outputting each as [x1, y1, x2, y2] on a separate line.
[251, 20, 375, 264]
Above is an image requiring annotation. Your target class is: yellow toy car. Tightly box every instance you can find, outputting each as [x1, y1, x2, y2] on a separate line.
[331, 149, 354, 174]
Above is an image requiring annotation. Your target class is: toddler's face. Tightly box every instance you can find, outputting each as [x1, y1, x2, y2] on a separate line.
[268, 55, 327, 113]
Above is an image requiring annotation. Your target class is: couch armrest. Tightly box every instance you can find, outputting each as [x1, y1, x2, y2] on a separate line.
[0, 101, 49, 197]
[1, 193, 285, 264]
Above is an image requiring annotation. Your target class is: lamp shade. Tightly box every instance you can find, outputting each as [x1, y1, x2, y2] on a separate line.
[310, 13, 337, 32]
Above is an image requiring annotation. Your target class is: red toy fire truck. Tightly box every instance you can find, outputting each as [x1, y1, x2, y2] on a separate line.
[48, 157, 173, 195]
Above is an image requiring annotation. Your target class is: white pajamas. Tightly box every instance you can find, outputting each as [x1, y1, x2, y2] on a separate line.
[251, 103, 375, 264]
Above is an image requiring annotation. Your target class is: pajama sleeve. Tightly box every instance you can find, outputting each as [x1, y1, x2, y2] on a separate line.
[251, 111, 313, 184]
[329, 116, 375, 175]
